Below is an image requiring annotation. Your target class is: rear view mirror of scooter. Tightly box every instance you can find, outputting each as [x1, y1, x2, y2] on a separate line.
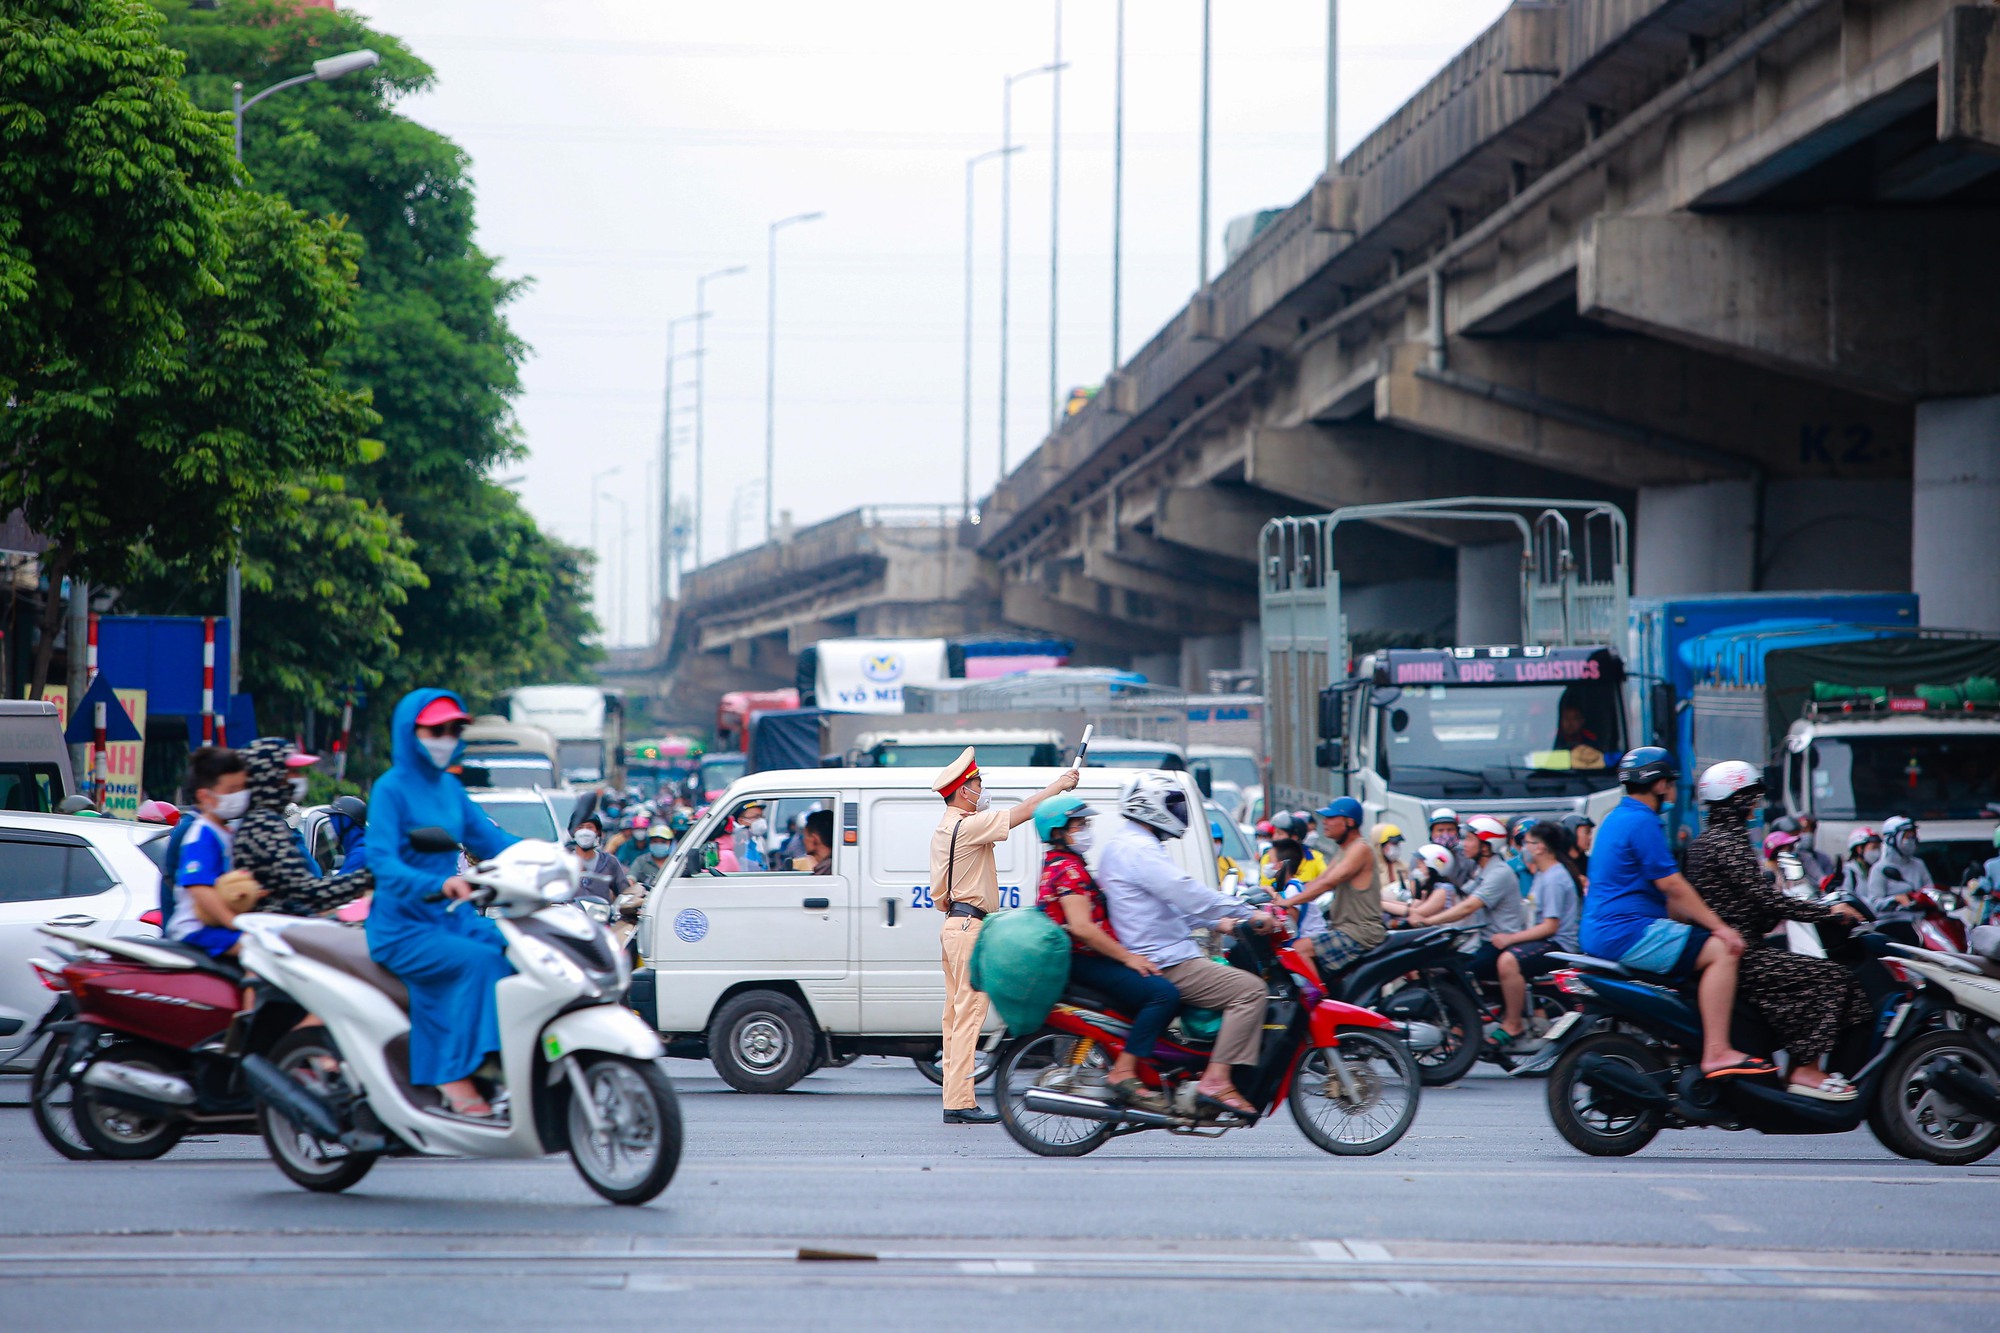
[406, 826, 462, 855]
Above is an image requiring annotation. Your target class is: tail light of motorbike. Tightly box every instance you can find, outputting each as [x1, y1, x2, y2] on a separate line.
[1879, 958, 1914, 986]
[1550, 969, 1595, 998]
[29, 961, 68, 993]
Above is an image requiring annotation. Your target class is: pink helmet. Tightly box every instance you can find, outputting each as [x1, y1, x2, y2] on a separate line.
[1762, 829, 1800, 857]
[135, 799, 180, 825]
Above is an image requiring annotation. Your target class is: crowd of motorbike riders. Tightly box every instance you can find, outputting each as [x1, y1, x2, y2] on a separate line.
[64, 676, 2000, 1138]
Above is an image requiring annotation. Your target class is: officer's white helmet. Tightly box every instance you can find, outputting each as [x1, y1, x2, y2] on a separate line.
[1697, 760, 1763, 805]
[1119, 772, 1191, 839]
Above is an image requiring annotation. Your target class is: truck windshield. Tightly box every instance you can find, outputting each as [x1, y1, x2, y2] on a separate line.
[872, 743, 1057, 768]
[1810, 734, 2000, 821]
[1378, 680, 1624, 798]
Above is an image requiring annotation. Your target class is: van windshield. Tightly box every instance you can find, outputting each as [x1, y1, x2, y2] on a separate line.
[0, 763, 63, 814]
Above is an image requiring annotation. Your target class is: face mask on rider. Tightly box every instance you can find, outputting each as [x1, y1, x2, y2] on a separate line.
[1068, 827, 1094, 855]
[290, 776, 310, 803]
[1863, 846, 1883, 866]
[210, 789, 250, 822]
[575, 829, 600, 851]
[649, 840, 671, 860]
[419, 736, 458, 769]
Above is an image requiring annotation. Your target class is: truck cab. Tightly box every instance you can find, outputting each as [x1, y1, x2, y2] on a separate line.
[1331, 645, 1631, 836]
[1773, 708, 2000, 887]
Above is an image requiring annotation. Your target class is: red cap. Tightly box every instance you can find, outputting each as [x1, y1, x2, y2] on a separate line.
[414, 697, 472, 728]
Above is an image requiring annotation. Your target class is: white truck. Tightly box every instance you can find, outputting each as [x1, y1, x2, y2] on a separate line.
[629, 766, 1215, 1092]
[501, 684, 625, 785]
[1260, 497, 1635, 834]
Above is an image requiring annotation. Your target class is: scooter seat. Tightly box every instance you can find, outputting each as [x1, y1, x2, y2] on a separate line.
[283, 921, 410, 1011]
[122, 936, 245, 983]
[1058, 982, 1123, 1014]
[1941, 950, 2000, 982]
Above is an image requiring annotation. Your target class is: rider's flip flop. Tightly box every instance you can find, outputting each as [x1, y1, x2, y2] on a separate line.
[1701, 1057, 1779, 1081]
[1194, 1092, 1256, 1120]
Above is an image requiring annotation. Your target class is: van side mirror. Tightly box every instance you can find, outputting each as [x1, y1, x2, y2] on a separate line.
[1192, 762, 1214, 798]
[1315, 738, 1345, 772]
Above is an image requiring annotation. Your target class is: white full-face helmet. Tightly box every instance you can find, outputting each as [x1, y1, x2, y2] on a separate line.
[1119, 772, 1191, 840]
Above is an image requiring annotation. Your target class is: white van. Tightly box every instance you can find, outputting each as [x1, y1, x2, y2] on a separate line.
[633, 766, 1214, 1092]
[0, 702, 75, 812]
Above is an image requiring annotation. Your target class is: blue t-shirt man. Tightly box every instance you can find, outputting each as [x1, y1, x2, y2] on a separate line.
[1580, 796, 1682, 958]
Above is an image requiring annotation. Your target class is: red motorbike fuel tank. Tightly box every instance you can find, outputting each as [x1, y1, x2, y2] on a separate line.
[66, 958, 239, 1047]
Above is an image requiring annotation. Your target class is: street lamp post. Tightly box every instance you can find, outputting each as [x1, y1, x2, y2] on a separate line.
[963, 146, 1021, 519]
[1326, 0, 1340, 170]
[659, 311, 706, 611]
[693, 265, 747, 570]
[600, 493, 628, 646]
[763, 211, 824, 545]
[226, 47, 380, 696]
[1200, 0, 1213, 288]
[1112, 0, 1126, 369]
[1000, 60, 1065, 481]
[589, 465, 621, 634]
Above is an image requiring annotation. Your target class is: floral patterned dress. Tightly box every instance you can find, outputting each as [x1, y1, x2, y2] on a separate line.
[1685, 794, 1872, 1062]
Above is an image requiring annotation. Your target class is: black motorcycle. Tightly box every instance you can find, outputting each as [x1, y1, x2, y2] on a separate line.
[1541, 922, 1999, 1162]
[1313, 924, 1484, 1085]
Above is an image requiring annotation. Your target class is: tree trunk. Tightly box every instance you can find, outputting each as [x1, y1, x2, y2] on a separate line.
[28, 546, 70, 702]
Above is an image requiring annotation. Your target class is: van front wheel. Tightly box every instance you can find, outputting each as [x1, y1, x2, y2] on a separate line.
[708, 991, 817, 1093]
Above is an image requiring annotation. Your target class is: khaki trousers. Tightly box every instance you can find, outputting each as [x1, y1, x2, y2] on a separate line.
[939, 915, 988, 1109]
[1160, 958, 1268, 1067]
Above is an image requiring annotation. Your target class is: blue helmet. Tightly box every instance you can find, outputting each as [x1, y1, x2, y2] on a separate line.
[1617, 746, 1676, 789]
[1208, 818, 1225, 839]
[1033, 793, 1094, 842]
[1316, 796, 1363, 823]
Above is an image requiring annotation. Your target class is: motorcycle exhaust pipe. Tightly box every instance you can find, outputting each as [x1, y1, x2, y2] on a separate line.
[1576, 1054, 1671, 1109]
[1929, 1061, 2000, 1122]
[241, 1053, 345, 1142]
[1019, 1087, 1181, 1129]
[1395, 1021, 1445, 1052]
[80, 1061, 195, 1107]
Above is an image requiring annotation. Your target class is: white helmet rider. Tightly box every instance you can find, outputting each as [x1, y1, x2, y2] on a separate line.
[1696, 759, 1763, 805]
[1119, 772, 1191, 840]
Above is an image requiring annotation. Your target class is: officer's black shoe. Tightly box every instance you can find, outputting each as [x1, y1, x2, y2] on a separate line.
[943, 1105, 1001, 1125]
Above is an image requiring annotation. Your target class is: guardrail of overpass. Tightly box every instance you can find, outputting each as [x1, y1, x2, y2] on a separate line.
[680, 504, 971, 607]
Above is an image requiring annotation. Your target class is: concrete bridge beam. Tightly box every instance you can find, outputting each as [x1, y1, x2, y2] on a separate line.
[1577, 210, 2000, 402]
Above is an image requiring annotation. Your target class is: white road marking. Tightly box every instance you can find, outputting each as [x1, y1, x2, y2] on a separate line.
[1700, 1214, 1763, 1234]
[1654, 1186, 1706, 1201]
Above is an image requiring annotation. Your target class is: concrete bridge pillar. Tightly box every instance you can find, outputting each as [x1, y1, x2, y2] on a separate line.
[1914, 395, 2000, 632]
[1633, 480, 1756, 597]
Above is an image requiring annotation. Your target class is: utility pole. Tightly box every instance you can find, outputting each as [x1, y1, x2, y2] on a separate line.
[763, 212, 824, 545]
[999, 61, 1064, 481]
[963, 147, 1020, 520]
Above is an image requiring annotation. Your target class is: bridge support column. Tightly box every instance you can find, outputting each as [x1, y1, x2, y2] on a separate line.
[1634, 480, 1756, 597]
[1914, 395, 2000, 632]
[1456, 543, 1523, 646]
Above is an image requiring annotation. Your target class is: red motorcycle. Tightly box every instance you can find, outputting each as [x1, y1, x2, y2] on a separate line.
[994, 923, 1421, 1157]
[28, 925, 301, 1160]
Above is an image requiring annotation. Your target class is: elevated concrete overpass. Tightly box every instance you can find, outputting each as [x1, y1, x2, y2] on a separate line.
[642, 0, 2000, 719]
[979, 0, 2000, 684]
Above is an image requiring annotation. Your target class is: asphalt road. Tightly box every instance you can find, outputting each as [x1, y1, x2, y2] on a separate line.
[2, 1059, 1997, 1330]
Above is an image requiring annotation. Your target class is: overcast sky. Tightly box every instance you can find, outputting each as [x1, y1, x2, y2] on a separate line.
[350, 0, 1513, 645]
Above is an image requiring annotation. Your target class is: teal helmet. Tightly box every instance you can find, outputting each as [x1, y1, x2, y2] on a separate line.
[1033, 793, 1093, 842]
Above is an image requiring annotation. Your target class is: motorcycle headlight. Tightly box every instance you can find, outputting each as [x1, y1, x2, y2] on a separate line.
[580, 899, 612, 924]
[520, 939, 590, 990]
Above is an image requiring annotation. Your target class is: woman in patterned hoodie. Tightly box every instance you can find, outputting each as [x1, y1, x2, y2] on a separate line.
[232, 738, 372, 918]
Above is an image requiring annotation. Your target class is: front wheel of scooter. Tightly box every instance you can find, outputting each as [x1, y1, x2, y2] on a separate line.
[1290, 1030, 1421, 1156]
[568, 1055, 683, 1205]
[259, 1028, 376, 1193]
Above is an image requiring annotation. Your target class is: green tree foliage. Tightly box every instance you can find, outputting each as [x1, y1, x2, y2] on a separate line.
[0, 0, 375, 693]
[156, 0, 601, 733]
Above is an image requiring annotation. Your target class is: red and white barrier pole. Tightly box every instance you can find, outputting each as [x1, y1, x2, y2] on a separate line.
[335, 701, 353, 782]
[92, 700, 107, 808]
[201, 616, 215, 745]
[86, 612, 98, 683]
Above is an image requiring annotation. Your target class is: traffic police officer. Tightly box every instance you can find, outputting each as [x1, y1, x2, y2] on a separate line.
[930, 747, 1078, 1123]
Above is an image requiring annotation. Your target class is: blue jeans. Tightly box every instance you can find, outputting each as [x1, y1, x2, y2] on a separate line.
[1068, 952, 1180, 1061]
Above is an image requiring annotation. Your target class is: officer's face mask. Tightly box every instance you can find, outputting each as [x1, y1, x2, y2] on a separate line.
[969, 783, 990, 813]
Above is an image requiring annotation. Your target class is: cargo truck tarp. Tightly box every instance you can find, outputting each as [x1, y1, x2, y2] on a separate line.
[748, 708, 828, 773]
[1763, 638, 2000, 737]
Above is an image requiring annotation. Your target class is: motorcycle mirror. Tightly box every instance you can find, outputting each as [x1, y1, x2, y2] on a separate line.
[406, 826, 462, 855]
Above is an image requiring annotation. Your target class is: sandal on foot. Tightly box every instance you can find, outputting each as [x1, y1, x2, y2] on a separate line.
[1701, 1057, 1778, 1081]
[1786, 1074, 1858, 1102]
[1107, 1078, 1169, 1114]
[1195, 1091, 1255, 1119]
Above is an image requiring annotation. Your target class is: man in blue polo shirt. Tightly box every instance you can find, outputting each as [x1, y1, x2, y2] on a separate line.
[1581, 747, 1770, 1080]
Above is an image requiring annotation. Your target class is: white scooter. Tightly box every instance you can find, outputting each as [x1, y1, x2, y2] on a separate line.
[234, 829, 682, 1204]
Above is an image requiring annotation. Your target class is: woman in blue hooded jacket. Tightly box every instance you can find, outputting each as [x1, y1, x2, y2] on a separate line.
[366, 689, 518, 1116]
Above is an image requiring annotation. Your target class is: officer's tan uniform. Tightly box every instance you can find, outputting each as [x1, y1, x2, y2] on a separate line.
[929, 749, 1010, 1111]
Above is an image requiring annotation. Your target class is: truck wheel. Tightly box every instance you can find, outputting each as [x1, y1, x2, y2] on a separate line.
[708, 991, 817, 1093]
